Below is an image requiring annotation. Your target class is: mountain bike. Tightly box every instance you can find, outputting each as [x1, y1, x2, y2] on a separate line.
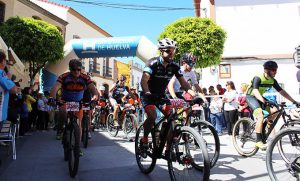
[184, 98, 220, 168]
[232, 102, 300, 157]
[106, 102, 136, 138]
[81, 102, 92, 148]
[135, 97, 210, 181]
[266, 126, 300, 181]
[92, 98, 110, 131]
[61, 101, 81, 178]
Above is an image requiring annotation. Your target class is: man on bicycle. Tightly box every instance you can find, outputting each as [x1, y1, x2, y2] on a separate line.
[168, 53, 207, 101]
[109, 75, 136, 126]
[50, 59, 99, 155]
[246, 60, 299, 150]
[140, 38, 195, 150]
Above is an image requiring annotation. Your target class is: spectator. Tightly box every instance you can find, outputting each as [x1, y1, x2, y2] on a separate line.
[222, 81, 238, 135]
[238, 83, 251, 118]
[217, 84, 226, 95]
[18, 95, 30, 136]
[36, 93, 45, 131]
[202, 87, 210, 121]
[209, 91, 223, 135]
[23, 87, 36, 131]
[0, 50, 19, 130]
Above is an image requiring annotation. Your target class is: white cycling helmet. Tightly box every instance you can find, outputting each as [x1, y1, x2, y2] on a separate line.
[158, 38, 177, 49]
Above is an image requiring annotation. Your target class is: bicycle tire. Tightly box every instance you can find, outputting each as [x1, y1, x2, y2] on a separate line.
[106, 113, 119, 137]
[82, 113, 89, 148]
[168, 126, 210, 181]
[232, 117, 258, 157]
[63, 127, 69, 161]
[135, 123, 157, 174]
[266, 127, 300, 181]
[68, 121, 80, 178]
[123, 114, 136, 137]
[277, 120, 300, 164]
[190, 118, 220, 168]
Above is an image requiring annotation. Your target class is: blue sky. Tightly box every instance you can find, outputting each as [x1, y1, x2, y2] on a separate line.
[51, 0, 195, 64]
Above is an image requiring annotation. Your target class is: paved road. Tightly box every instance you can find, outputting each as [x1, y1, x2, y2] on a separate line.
[0, 129, 271, 181]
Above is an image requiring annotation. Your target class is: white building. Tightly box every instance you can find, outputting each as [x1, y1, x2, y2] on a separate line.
[200, 0, 300, 97]
[31, 0, 116, 91]
[129, 60, 143, 89]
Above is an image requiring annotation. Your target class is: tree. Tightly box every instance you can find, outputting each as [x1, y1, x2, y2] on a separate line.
[0, 17, 64, 84]
[158, 17, 226, 68]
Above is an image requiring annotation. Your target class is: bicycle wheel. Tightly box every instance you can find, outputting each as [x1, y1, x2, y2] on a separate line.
[68, 121, 80, 178]
[190, 117, 220, 168]
[82, 113, 89, 148]
[168, 126, 210, 181]
[106, 113, 118, 137]
[123, 114, 137, 138]
[266, 127, 300, 181]
[135, 123, 156, 174]
[232, 117, 258, 157]
[62, 127, 69, 161]
[278, 120, 300, 163]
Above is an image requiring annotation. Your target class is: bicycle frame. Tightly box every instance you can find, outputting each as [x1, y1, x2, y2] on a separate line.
[261, 103, 293, 143]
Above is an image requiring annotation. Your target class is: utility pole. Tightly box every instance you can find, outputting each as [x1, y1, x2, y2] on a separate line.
[193, 0, 201, 17]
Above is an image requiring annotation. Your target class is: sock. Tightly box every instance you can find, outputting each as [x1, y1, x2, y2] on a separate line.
[256, 133, 262, 142]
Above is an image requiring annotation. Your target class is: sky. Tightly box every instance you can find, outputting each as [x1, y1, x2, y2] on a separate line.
[50, 0, 196, 64]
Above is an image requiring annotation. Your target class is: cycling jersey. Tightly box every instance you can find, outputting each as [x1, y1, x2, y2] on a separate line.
[112, 84, 129, 101]
[247, 74, 282, 95]
[143, 56, 183, 95]
[171, 66, 197, 92]
[57, 72, 93, 101]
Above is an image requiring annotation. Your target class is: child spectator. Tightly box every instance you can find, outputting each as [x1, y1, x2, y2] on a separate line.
[209, 91, 223, 135]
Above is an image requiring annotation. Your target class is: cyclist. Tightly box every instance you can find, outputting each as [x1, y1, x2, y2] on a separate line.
[246, 60, 299, 150]
[168, 52, 207, 101]
[109, 75, 136, 126]
[98, 85, 109, 127]
[140, 38, 195, 150]
[49, 59, 99, 155]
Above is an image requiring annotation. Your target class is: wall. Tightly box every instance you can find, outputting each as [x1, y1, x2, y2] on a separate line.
[201, 59, 298, 96]
[212, 0, 300, 57]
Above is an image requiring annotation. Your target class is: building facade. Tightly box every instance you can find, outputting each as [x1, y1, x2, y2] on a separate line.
[200, 0, 300, 97]
[32, 0, 115, 90]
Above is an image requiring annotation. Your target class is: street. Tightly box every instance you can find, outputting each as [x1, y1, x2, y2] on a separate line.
[0, 129, 271, 181]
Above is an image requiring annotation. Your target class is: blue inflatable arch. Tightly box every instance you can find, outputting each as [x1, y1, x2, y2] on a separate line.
[40, 36, 157, 92]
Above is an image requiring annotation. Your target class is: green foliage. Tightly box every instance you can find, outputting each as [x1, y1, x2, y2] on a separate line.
[0, 17, 64, 81]
[159, 17, 227, 68]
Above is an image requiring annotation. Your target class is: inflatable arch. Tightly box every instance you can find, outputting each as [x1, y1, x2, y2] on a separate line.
[40, 36, 157, 92]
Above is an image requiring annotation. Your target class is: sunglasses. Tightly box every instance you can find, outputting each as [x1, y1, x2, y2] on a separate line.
[163, 49, 174, 54]
[270, 69, 277, 72]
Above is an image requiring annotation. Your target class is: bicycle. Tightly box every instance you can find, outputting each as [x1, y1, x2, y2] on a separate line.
[135, 97, 210, 181]
[266, 126, 300, 181]
[106, 102, 137, 138]
[183, 98, 220, 168]
[92, 98, 109, 131]
[81, 102, 93, 148]
[60, 101, 82, 178]
[232, 102, 300, 157]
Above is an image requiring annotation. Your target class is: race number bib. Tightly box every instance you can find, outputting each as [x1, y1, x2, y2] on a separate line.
[66, 102, 80, 111]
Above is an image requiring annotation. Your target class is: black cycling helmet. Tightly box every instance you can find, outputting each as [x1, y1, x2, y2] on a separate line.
[69, 59, 82, 70]
[120, 74, 126, 81]
[182, 53, 196, 67]
[157, 38, 177, 49]
[263, 61, 278, 70]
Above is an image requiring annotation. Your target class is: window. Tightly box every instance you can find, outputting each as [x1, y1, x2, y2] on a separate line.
[0, 2, 5, 24]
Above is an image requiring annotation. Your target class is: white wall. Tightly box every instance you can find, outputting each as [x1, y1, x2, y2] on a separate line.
[211, 0, 300, 57]
[201, 59, 298, 96]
